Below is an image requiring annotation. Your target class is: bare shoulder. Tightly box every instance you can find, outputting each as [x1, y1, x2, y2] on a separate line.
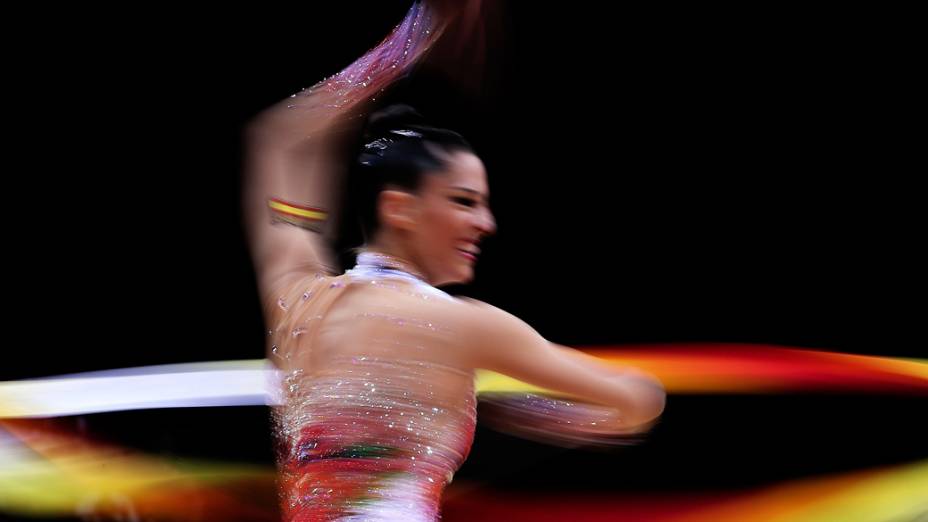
[446, 296, 514, 330]
[451, 297, 538, 337]
[438, 296, 549, 368]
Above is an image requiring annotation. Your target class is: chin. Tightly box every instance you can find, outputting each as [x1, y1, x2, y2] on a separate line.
[434, 269, 473, 287]
[454, 267, 475, 285]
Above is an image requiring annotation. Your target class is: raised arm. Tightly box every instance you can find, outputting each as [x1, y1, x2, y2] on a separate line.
[243, 1, 473, 297]
[461, 299, 666, 429]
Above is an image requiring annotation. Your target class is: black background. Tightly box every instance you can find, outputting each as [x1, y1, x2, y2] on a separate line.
[4, 1, 924, 519]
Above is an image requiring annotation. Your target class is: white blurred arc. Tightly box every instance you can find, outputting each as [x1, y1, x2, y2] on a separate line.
[0, 360, 282, 418]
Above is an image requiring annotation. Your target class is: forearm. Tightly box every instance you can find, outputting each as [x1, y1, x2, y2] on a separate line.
[552, 344, 666, 425]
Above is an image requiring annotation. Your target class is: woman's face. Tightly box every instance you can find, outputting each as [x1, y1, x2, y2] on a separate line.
[409, 150, 496, 286]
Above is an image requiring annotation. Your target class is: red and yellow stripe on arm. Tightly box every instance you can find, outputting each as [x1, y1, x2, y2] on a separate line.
[268, 198, 328, 233]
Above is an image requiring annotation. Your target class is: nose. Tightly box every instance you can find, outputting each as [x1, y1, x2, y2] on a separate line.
[476, 207, 496, 237]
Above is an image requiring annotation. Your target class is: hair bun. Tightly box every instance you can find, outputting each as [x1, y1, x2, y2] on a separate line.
[364, 104, 428, 140]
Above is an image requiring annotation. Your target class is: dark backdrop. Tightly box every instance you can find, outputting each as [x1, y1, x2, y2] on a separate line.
[4, 1, 923, 516]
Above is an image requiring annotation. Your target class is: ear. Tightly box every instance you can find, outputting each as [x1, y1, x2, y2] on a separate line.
[378, 189, 421, 231]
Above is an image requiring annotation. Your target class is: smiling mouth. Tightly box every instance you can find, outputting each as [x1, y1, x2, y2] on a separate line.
[456, 249, 477, 261]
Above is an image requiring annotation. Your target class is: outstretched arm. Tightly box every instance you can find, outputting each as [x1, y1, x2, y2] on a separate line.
[461, 299, 666, 430]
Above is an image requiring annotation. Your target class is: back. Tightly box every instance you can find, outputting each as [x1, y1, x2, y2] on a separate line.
[265, 255, 477, 521]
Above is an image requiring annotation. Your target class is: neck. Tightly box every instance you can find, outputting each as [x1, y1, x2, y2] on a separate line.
[356, 246, 427, 282]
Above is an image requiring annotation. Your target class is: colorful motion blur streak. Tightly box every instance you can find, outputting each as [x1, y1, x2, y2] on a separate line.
[476, 343, 928, 396]
[2, 343, 926, 520]
[441, 458, 928, 522]
[0, 418, 277, 520]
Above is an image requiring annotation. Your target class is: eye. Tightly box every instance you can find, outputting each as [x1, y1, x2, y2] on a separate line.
[451, 196, 478, 207]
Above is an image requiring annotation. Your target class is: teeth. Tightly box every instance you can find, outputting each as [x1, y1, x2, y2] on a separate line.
[458, 243, 480, 254]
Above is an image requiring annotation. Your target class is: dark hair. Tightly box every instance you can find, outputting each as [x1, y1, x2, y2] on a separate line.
[350, 104, 473, 242]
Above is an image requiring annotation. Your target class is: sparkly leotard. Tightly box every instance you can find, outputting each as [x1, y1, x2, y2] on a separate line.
[266, 252, 477, 521]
